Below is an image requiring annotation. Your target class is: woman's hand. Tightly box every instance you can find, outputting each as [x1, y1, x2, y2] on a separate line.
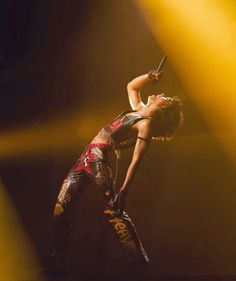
[148, 69, 163, 81]
[148, 55, 166, 81]
[114, 189, 128, 214]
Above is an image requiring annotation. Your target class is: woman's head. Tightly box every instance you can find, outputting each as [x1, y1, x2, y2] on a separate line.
[150, 95, 184, 140]
[147, 93, 173, 108]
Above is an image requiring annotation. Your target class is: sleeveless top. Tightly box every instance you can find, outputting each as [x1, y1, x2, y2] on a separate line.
[96, 110, 152, 150]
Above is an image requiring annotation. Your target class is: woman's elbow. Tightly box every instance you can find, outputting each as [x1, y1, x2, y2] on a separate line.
[127, 82, 132, 91]
[127, 81, 138, 92]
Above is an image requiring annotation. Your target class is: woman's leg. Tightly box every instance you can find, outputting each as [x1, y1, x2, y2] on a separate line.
[92, 161, 149, 274]
[104, 207, 149, 274]
[50, 170, 89, 274]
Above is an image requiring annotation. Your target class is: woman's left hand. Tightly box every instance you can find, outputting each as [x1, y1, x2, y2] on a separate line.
[114, 189, 128, 214]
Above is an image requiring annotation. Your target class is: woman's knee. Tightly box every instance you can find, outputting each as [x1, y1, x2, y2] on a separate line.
[53, 202, 65, 217]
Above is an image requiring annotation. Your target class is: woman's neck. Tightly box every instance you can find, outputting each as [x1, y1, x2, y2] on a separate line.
[138, 104, 159, 118]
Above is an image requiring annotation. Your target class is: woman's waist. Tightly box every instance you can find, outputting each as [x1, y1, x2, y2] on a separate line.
[90, 132, 112, 146]
[86, 142, 111, 150]
[93, 128, 137, 150]
[72, 143, 117, 175]
[82, 142, 116, 163]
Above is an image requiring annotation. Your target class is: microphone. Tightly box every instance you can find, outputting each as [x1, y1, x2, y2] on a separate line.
[156, 55, 167, 73]
[149, 55, 167, 83]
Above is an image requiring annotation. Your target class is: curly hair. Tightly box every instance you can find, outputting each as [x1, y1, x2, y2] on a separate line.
[152, 96, 184, 140]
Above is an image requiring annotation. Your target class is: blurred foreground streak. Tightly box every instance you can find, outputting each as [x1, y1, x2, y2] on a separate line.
[0, 180, 42, 280]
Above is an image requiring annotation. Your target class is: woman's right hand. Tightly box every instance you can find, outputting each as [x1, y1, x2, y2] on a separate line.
[148, 69, 163, 81]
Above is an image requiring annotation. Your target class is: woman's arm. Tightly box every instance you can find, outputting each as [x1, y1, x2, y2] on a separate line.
[116, 120, 152, 212]
[127, 74, 149, 110]
[121, 120, 151, 191]
[127, 71, 162, 110]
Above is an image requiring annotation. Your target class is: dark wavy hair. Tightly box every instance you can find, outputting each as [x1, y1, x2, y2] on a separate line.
[152, 96, 184, 140]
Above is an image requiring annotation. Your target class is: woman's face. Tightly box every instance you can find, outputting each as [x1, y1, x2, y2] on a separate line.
[147, 93, 173, 108]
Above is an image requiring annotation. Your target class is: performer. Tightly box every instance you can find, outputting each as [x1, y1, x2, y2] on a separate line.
[50, 68, 183, 275]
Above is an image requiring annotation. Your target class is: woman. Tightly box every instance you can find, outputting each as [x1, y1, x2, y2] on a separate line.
[51, 69, 183, 275]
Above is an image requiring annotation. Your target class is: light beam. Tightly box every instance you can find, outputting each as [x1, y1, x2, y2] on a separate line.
[136, 0, 236, 165]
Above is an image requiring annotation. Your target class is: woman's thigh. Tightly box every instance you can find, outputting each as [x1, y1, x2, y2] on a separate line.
[90, 161, 115, 199]
[54, 170, 90, 216]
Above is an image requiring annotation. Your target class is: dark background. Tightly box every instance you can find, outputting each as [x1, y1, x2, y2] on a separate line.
[1, 0, 236, 277]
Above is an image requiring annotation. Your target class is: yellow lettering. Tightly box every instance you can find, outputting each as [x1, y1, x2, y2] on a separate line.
[122, 232, 132, 242]
[118, 229, 129, 238]
[104, 209, 115, 215]
[109, 217, 123, 224]
[115, 222, 126, 231]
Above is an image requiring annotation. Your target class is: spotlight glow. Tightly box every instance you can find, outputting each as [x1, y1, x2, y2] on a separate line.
[0, 180, 41, 279]
[136, 0, 236, 164]
[0, 108, 109, 160]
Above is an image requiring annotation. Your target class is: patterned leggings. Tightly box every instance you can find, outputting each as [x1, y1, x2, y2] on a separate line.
[51, 144, 149, 273]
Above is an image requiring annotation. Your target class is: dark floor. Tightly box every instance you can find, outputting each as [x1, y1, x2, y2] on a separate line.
[43, 275, 236, 281]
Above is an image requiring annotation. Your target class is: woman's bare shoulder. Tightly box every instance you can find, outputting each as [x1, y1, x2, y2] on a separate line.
[134, 118, 152, 136]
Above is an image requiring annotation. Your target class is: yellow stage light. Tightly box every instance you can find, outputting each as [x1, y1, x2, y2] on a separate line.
[136, 0, 236, 164]
[0, 180, 42, 280]
[0, 107, 109, 160]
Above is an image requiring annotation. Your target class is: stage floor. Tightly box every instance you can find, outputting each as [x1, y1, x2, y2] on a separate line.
[44, 275, 236, 281]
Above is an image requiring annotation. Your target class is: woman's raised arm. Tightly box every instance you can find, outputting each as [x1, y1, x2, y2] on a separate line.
[127, 71, 162, 110]
[127, 74, 149, 110]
